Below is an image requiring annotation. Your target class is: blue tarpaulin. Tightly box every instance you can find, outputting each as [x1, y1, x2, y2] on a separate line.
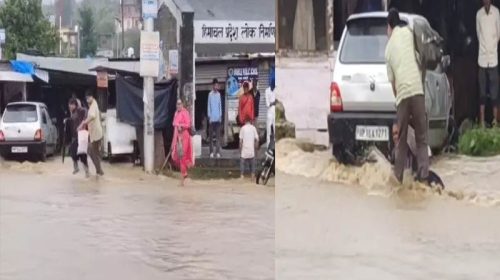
[10, 60, 35, 75]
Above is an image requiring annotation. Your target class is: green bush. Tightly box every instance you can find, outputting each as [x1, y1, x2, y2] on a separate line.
[458, 127, 500, 156]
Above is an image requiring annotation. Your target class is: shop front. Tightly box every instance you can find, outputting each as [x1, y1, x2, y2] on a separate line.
[195, 56, 274, 146]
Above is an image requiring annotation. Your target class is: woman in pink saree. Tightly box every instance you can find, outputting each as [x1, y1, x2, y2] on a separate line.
[171, 99, 193, 186]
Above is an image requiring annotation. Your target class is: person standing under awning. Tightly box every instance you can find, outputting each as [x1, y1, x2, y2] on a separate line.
[265, 77, 276, 147]
[477, 0, 500, 127]
[238, 81, 255, 126]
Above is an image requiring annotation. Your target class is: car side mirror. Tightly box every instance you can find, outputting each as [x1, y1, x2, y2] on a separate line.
[51, 118, 57, 124]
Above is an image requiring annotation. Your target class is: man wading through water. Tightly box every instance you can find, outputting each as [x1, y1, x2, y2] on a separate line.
[79, 91, 105, 177]
[385, 8, 429, 184]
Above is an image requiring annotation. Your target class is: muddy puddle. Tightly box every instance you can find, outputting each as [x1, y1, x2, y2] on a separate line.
[276, 139, 500, 207]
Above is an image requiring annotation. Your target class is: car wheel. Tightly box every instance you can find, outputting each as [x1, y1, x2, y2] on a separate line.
[39, 148, 47, 162]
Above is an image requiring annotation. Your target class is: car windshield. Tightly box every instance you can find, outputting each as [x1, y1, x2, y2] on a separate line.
[3, 104, 38, 123]
[340, 18, 389, 64]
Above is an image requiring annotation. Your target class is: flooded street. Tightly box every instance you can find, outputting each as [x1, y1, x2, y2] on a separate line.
[276, 140, 500, 279]
[0, 159, 274, 280]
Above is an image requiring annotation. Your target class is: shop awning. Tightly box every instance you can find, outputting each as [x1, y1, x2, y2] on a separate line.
[0, 71, 33, 82]
[89, 60, 141, 75]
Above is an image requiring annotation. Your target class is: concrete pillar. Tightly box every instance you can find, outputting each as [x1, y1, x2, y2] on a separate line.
[179, 11, 194, 110]
[327, 0, 335, 56]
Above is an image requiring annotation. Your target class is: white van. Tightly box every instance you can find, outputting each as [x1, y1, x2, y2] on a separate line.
[102, 108, 137, 159]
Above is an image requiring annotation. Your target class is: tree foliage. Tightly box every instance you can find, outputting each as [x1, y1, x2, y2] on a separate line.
[0, 0, 58, 59]
[78, 2, 97, 57]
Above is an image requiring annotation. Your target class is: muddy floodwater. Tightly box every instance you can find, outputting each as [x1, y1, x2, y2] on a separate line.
[276, 139, 500, 279]
[0, 159, 274, 280]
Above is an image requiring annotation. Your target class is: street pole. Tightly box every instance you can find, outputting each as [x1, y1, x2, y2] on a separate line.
[77, 28, 80, 58]
[121, 0, 125, 57]
[143, 17, 155, 173]
[59, 16, 62, 55]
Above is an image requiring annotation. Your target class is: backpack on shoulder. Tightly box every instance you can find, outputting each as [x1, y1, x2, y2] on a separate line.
[412, 20, 444, 73]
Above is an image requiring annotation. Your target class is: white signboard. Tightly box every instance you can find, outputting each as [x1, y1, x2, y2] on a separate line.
[168, 49, 178, 75]
[142, 0, 158, 19]
[0, 29, 5, 44]
[140, 31, 160, 77]
[194, 21, 275, 44]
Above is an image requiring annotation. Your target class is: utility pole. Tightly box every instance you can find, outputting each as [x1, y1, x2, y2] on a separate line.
[143, 17, 155, 173]
[59, 16, 62, 55]
[140, 0, 158, 173]
[121, 0, 125, 57]
[75, 25, 80, 58]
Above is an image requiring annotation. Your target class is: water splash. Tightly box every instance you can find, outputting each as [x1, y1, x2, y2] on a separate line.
[277, 139, 500, 207]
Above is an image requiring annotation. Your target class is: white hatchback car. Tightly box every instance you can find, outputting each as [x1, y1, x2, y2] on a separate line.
[0, 102, 58, 161]
[327, 12, 452, 164]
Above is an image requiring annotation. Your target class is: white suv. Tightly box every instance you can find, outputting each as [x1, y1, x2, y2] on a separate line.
[327, 12, 452, 164]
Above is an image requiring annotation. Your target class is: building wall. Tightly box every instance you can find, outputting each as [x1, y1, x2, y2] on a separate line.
[123, 0, 142, 31]
[156, 3, 179, 77]
[277, 0, 328, 53]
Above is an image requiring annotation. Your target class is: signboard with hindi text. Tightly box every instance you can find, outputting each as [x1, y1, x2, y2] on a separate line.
[96, 71, 108, 88]
[194, 21, 275, 44]
[142, 0, 158, 19]
[168, 49, 179, 75]
[140, 31, 160, 77]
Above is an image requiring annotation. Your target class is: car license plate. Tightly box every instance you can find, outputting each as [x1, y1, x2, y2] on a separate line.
[355, 126, 389, 142]
[11, 146, 28, 153]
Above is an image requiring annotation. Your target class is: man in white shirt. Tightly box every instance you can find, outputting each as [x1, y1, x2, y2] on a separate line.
[265, 79, 276, 147]
[477, 0, 500, 126]
[239, 117, 259, 179]
[79, 91, 104, 176]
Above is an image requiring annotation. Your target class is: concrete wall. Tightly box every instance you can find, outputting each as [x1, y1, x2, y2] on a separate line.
[276, 56, 333, 147]
[156, 4, 179, 81]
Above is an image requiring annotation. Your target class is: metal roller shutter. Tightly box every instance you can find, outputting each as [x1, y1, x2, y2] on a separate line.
[257, 62, 270, 126]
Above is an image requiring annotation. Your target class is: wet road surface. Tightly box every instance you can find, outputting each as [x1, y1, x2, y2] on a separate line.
[0, 159, 274, 280]
[276, 174, 500, 280]
[276, 139, 500, 279]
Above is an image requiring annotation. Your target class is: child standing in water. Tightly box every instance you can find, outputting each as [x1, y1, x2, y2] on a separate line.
[239, 116, 259, 179]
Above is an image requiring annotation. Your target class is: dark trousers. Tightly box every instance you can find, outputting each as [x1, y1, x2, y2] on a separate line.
[395, 95, 429, 182]
[70, 139, 88, 166]
[478, 66, 499, 104]
[209, 121, 221, 154]
[88, 139, 104, 175]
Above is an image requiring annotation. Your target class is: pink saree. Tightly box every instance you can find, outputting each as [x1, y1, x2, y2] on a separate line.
[171, 108, 193, 177]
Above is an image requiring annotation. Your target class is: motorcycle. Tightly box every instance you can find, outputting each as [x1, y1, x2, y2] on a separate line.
[256, 129, 275, 186]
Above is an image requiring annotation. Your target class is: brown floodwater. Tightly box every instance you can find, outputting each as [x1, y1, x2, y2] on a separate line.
[0, 159, 274, 280]
[276, 139, 500, 279]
